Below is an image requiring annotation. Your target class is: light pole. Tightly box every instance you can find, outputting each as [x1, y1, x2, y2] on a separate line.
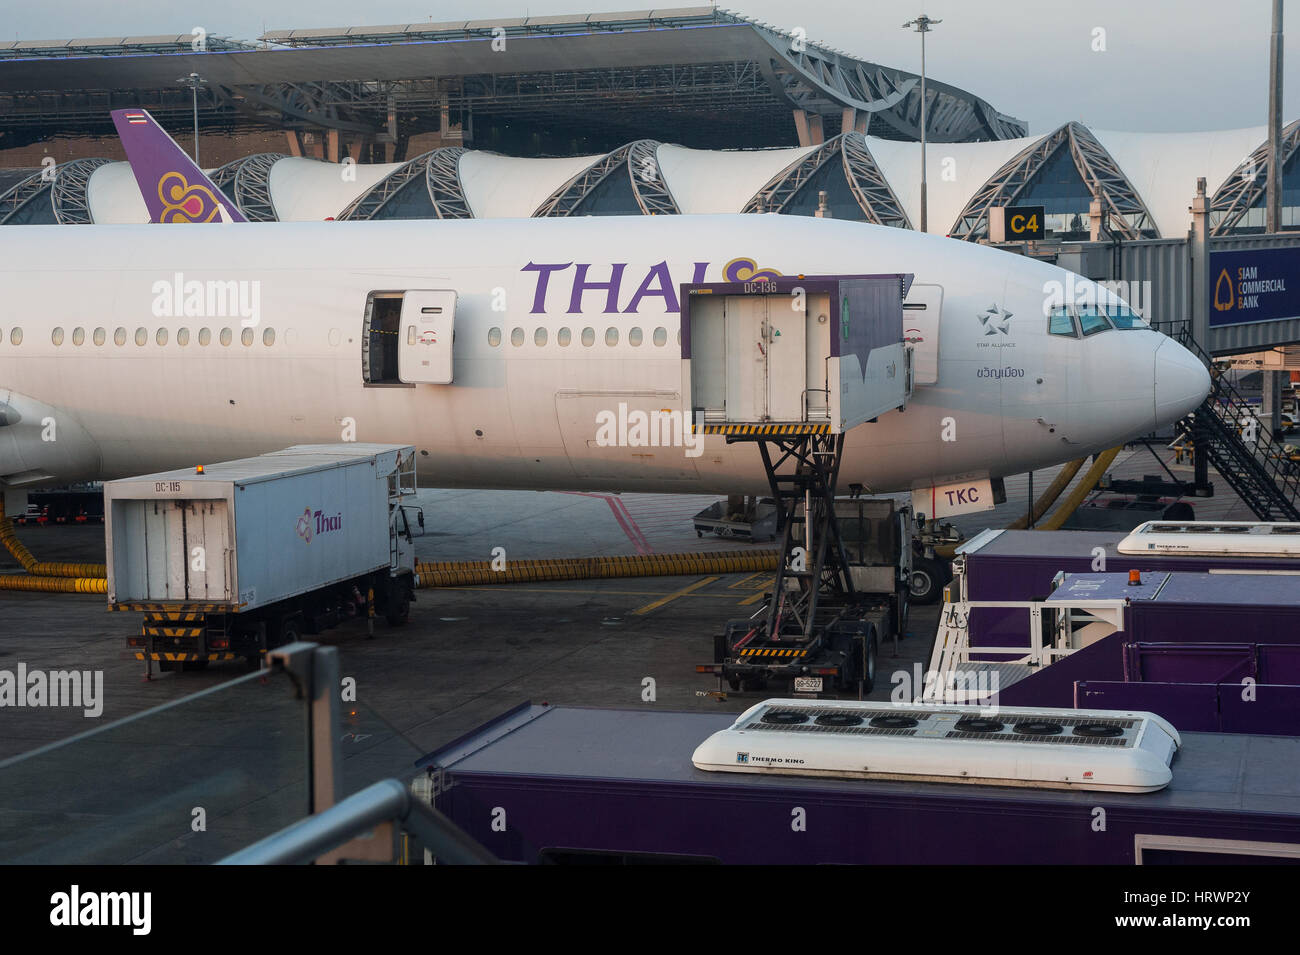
[902, 15, 941, 233]
[176, 72, 207, 165]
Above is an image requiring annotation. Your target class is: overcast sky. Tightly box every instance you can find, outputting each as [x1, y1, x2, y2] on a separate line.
[6, 0, 1297, 135]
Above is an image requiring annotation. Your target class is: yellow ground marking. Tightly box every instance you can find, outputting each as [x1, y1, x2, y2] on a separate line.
[632, 576, 721, 615]
[739, 590, 767, 606]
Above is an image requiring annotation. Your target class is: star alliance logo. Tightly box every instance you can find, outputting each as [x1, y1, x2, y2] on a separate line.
[978, 304, 1013, 335]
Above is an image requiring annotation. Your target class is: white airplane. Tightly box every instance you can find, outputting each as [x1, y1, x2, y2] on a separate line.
[0, 211, 1209, 512]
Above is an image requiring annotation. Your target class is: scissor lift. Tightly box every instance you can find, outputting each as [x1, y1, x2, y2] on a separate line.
[683, 273, 913, 697]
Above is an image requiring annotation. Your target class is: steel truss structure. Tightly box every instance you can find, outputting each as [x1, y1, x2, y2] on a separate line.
[532, 140, 679, 217]
[0, 157, 112, 224]
[948, 122, 1158, 241]
[0, 9, 1025, 151]
[335, 147, 470, 220]
[741, 132, 911, 228]
[1209, 119, 1300, 235]
[210, 153, 286, 221]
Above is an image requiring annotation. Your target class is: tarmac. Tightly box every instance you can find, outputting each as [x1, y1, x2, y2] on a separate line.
[0, 438, 1258, 860]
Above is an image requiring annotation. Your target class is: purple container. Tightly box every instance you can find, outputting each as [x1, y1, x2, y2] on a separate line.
[422, 702, 1300, 865]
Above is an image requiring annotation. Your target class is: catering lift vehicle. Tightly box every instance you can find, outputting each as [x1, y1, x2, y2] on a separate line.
[685, 274, 912, 698]
[105, 444, 421, 675]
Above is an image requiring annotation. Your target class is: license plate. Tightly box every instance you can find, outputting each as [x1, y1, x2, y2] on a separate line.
[793, 676, 823, 693]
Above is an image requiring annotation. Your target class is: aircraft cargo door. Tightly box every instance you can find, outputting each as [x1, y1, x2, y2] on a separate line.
[766, 293, 807, 421]
[904, 283, 942, 387]
[398, 290, 456, 384]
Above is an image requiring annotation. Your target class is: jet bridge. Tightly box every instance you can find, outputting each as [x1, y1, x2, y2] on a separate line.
[683, 274, 913, 697]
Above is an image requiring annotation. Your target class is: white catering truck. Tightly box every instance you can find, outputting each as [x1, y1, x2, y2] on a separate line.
[105, 444, 421, 673]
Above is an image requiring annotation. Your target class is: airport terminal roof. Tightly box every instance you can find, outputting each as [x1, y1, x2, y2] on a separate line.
[0, 7, 1025, 151]
[8, 120, 1295, 240]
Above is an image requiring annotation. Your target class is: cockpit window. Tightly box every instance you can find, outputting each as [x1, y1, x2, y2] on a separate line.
[1076, 305, 1112, 336]
[1048, 306, 1078, 337]
[1101, 300, 1149, 329]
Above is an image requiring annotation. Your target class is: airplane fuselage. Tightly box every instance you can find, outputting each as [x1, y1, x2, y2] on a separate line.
[0, 215, 1208, 497]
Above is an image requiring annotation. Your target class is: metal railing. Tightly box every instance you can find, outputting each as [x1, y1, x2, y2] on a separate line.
[1172, 327, 1300, 521]
[219, 778, 496, 865]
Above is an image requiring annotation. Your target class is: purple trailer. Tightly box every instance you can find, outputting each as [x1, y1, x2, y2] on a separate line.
[987, 572, 1300, 734]
[953, 528, 1300, 652]
[422, 701, 1300, 865]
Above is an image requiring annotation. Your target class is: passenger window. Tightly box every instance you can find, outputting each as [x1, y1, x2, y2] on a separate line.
[263, 328, 275, 346]
[1047, 307, 1077, 337]
[558, 327, 571, 347]
[51, 327, 64, 346]
[113, 327, 126, 346]
[220, 328, 233, 346]
[653, 327, 667, 347]
[241, 328, 254, 346]
[198, 328, 211, 346]
[156, 328, 168, 346]
[487, 327, 502, 347]
[1076, 305, 1111, 336]
[628, 327, 643, 346]
[581, 327, 595, 347]
[72, 327, 85, 346]
[605, 327, 619, 346]
[134, 327, 147, 346]
[534, 328, 547, 346]
[510, 328, 524, 347]
[177, 328, 190, 346]
[93, 327, 106, 346]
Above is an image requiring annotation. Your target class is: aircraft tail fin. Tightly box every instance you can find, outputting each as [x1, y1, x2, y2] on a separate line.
[110, 108, 247, 223]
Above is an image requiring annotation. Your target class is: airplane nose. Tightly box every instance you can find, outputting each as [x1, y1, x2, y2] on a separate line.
[1154, 338, 1211, 427]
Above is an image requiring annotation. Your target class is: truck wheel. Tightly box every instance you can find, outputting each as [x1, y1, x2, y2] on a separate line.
[275, 616, 303, 647]
[180, 659, 209, 672]
[909, 558, 947, 605]
[386, 594, 410, 627]
[861, 632, 877, 694]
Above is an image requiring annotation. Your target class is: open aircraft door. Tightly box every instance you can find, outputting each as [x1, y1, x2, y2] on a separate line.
[399, 290, 456, 384]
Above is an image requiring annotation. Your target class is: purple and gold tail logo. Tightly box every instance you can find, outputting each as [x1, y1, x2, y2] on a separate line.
[157, 172, 224, 223]
[722, 257, 783, 283]
[110, 107, 248, 224]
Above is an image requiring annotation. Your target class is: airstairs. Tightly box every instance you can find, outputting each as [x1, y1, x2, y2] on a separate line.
[1175, 329, 1300, 521]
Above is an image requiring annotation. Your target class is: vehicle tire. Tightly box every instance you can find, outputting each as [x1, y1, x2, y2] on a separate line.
[741, 676, 767, 692]
[1161, 502, 1195, 521]
[382, 597, 408, 628]
[861, 630, 878, 694]
[909, 558, 946, 605]
[180, 659, 209, 672]
[277, 615, 303, 646]
[727, 677, 742, 692]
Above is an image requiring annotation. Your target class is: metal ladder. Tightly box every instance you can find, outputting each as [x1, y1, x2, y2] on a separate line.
[1175, 328, 1300, 521]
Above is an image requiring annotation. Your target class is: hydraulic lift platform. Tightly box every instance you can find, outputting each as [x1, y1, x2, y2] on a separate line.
[683, 274, 914, 697]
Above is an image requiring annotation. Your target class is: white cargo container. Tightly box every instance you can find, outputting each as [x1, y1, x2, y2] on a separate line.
[105, 444, 419, 673]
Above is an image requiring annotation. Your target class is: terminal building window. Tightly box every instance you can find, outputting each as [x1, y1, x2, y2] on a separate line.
[1016, 148, 1093, 242]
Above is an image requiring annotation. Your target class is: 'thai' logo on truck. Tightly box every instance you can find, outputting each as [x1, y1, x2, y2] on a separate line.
[296, 507, 344, 543]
